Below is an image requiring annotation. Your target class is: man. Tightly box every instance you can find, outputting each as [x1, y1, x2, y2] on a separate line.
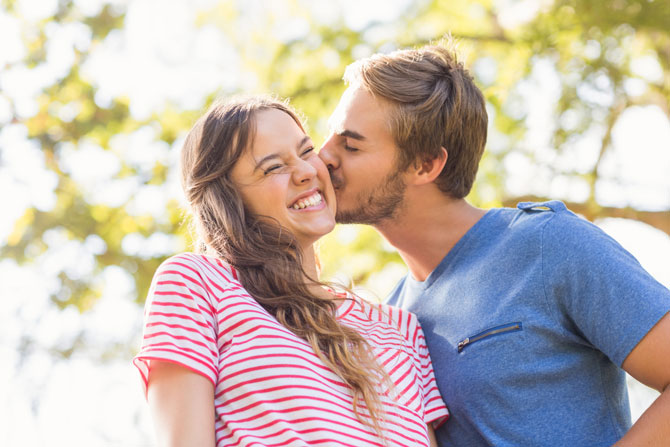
[319, 43, 670, 446]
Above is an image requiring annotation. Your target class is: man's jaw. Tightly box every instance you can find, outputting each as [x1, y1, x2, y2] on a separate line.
[335, 174, 407, 226]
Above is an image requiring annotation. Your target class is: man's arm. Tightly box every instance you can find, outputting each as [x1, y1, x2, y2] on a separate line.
[616, 312, 670, 446]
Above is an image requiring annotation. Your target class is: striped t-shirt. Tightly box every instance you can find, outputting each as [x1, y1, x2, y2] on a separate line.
[134, 253, 449, 446]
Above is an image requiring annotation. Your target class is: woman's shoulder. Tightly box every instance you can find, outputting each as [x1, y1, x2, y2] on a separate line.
[376, 301, 420, 332]
[154, 252, 239, 287]
[342, 291, 420, 336]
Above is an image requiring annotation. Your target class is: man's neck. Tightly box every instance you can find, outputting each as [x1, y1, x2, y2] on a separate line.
[374, 189, 487, 282]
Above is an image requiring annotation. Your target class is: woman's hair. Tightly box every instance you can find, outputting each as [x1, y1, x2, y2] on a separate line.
[180, 95, 389, 435]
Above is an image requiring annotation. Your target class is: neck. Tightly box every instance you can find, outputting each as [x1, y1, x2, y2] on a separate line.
[374, 186, 486, 282]
[300, 242, 338, 301]
[300, 243, 319, 281]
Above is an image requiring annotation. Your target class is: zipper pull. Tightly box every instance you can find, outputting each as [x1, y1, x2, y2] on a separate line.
[457, 338, 470, 353]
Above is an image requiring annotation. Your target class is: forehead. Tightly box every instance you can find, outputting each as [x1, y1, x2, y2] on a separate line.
[329, 85, 392, 135]
[250, 108, 305, 157]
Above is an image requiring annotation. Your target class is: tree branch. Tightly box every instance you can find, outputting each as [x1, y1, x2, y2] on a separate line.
[587, 99, 628, 205]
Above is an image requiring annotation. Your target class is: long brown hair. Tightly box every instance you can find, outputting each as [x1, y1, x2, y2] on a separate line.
[180, 95, 389, 435]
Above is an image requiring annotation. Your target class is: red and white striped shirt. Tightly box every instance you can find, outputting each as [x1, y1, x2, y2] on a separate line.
[134, 253, 448, 447]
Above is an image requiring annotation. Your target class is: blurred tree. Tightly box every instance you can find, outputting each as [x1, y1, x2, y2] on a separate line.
[196, 0, 670, 284]
[1, 0, 669, 373]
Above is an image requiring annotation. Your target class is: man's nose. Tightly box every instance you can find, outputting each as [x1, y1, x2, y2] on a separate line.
[318, 135, 339, 171]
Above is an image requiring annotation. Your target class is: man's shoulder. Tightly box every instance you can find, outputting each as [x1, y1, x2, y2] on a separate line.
[498, 200, 605, 244]
[458, 201, 570, 243]
[514, 201, 622, 256]
[508, 200, 576, 228]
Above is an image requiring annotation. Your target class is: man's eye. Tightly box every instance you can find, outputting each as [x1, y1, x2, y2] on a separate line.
[344, 145, 359, 153]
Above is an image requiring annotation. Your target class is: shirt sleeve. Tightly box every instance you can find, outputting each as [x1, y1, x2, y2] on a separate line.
[133, 254, 219, 394]
[542, 210, 670, 367]
[413, 318, 450, 427]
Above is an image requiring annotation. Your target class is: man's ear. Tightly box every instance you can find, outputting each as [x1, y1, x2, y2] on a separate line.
[410, 146, 448, 185]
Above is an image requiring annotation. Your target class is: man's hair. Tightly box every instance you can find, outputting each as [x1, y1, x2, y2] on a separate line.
[344, 42, 488, 199]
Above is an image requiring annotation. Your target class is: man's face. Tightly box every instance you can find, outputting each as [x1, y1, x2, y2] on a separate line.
[319, 85, 407, 225]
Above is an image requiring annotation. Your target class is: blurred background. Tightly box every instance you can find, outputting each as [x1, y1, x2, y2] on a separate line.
[1, 0, 669, 445]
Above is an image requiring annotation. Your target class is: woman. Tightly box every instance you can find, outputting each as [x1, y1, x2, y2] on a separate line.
[133, 96, 448, 446]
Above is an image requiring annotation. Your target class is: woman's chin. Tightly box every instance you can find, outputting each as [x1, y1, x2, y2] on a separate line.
[297, 222, 336, 248]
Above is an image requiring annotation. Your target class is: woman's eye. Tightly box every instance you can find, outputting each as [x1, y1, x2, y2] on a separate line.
[301, 147, 314, 156]
[263, 165, 282, 175]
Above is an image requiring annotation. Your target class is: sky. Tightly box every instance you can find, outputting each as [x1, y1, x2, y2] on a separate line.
[1, 0, 669, 445]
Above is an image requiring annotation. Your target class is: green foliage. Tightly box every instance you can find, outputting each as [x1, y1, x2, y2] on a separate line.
[1, 0, 669, 368]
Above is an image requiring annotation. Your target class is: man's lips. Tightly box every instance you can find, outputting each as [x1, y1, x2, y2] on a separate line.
[328, 173, 344, 190]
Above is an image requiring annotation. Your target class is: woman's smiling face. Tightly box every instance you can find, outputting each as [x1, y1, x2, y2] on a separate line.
[230, 108, 337, 248]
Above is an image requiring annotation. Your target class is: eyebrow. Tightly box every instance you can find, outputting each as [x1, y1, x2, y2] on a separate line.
[253, 135, 312, 171]
[337, 129, 366, 141]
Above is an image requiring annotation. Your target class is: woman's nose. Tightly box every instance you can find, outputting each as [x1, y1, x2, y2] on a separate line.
[293, 158, 317, 184]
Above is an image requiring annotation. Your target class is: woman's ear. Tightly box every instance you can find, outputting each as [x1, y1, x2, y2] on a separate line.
[410, 146, 448, 186]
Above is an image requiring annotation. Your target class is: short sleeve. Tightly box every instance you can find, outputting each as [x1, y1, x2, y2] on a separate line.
[413, 320, 450, 427]
[133, 254, 219, 393]
[542, 212, 670, 367]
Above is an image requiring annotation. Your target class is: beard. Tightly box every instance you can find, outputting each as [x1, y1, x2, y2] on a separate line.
[334, 169, 407, 225]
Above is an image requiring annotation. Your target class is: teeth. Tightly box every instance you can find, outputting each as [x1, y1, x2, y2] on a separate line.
[291, 192, 322, 210]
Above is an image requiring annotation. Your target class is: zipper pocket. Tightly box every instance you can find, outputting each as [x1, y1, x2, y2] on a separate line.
[457, 322, 523, 353]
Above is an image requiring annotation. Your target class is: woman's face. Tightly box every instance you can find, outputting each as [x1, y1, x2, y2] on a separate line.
[230, 108, 337, 248]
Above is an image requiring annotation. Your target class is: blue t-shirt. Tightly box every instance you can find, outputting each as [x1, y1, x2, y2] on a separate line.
[386, 201, 670, 446]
